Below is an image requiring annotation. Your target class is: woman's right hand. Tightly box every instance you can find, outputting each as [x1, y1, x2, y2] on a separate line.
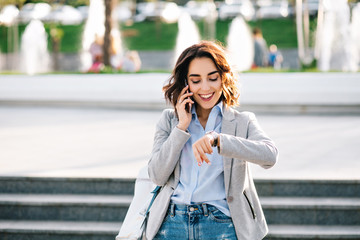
[176, 85, 194, 131]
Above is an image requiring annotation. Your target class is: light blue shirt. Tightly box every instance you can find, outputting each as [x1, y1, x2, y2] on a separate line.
[171, 101, 230, 216]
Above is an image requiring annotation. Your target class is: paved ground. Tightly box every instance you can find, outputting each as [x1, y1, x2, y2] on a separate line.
[1, 73, 360, 114]
[1, 106, 359, 180]
[1, 72, 359, 179]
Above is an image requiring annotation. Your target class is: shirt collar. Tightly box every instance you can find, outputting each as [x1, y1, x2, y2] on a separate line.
[216, 101, 224, 116]
[191, 101, 224, 119]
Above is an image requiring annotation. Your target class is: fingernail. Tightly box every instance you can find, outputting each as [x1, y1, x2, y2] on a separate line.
[198, 162, 202, 166]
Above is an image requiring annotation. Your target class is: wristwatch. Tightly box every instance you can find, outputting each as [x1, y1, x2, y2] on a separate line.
[206, 131, 219, 147]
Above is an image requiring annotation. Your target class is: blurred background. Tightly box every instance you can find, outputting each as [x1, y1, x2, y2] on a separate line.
[1, 0, 360, 178]
[0, 0, 359, 73]
[0, 0, 360, 178]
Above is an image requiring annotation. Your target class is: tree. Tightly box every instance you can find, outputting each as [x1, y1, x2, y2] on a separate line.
[0, 0, 26, 8]
[103, 0, 117, 66]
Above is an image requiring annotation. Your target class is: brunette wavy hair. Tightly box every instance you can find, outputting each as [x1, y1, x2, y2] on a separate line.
[163, 41, 239, 113]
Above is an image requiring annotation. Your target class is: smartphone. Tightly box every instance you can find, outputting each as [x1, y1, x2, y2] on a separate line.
[184, 79, 192, 113]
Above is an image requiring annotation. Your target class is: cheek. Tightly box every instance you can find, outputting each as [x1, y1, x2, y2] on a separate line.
[214, 81, 222, 93]
[189, 84, 198, 93]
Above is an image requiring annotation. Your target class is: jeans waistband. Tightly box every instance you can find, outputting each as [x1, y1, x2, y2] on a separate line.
[168, 203, 217, 217]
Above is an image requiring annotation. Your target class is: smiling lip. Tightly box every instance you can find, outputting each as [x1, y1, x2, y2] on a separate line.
[199, 93, 214, 102]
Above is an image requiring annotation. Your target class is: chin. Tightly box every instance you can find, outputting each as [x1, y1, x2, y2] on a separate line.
[198, 101, 216, 110]
[195, 95, 221, 110]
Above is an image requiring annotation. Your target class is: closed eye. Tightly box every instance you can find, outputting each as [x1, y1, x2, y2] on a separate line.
[191, 80, 201, 84]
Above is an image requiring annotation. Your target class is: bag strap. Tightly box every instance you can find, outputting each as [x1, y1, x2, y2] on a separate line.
[145, 186, 161, 215]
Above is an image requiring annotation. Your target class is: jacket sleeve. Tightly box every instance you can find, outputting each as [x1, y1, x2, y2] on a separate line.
[219, 112, 278, 169]
[148, 109, 191, 186]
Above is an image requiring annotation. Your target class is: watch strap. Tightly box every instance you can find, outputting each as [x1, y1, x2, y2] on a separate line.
[206, 131, 219, 147]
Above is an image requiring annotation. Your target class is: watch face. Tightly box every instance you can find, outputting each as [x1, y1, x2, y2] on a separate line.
[212, 132, 218, 147]
[206, 131, 218, 147]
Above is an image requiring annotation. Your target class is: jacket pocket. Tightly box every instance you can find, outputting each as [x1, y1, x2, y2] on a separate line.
[243, 190, 256, 220]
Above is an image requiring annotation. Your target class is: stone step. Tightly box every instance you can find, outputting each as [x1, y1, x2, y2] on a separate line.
[0, 176, 135, 195]
[0, 221, 359, 240]
[261, 197, 360, 225]
[1, 177, 359, 197]
[0, 194, 359, 225]
[267, 225, 360, 240]
[0, 194, 132, 222]
[0, 220, 120, 240]
[255, 179, 360, 197]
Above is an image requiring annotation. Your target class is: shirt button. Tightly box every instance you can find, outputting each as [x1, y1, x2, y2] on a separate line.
[189, 207, 195, 212]
[227, 196, 234, 203]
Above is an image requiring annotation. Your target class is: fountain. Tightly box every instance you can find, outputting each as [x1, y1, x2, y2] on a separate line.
[315, 0, 355, 72]
[174, 13, 200, 64]
[226, 16, 254, 72]
[350, 3, 360, 72]
[81, 0, 106, 71]
[20, 19, 50, 75]
[81, 0, 124, 71]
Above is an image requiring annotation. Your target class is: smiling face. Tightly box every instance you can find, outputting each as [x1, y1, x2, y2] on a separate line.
[187, 57, 222, 115]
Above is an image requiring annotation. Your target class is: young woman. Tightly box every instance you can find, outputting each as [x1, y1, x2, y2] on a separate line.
[146, 41, 278, 240]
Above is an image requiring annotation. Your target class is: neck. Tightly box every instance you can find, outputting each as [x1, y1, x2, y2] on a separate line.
[196, 105, 211, 122]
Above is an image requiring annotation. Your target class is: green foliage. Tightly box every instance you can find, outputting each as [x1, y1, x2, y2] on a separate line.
[0, 26, 7, 52]
[0, 0, 26, 8]
[6, 0, 90, 7]
[120, 18, 299, 51]
[0, 22, 84, 53]
[1, 18, 301, 53]
[50, 23, 84, 52]
[215, 20, 232, 45]
[120, 21, 178, 50]
[0, 24, 27, 53]
[195, 19, 232, 44]
[300, 59, 318, 71]
[248, 18, 298, 48]
[63, 0, 89, 7]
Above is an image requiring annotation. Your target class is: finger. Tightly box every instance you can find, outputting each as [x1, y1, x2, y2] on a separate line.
[193, 148, 203, 166]
[193, 145, 205, 166]
[178, 98, 194, 112]
[201, 138, 213, 154]
[198, 141, 212, 165]
[182, 98, 194, 106]
[178, 92, 193, 104]
[197, 148, 209, 165]
[177, 88, 187, 106]
[199, 140, 212, 155]
[200, 153, 211, 165]
[178, 85, 189, 100]
[203, 156, 211, 165]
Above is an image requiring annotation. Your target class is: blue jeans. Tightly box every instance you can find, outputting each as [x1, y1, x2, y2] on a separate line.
[153, 203, 237, 240]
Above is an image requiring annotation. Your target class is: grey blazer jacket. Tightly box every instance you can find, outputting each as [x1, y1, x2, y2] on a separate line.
[147, 107, 278, 240]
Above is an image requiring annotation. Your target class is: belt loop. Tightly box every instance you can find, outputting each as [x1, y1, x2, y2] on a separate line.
[170, 203, 175, 217]
[202, 203, 208, 217]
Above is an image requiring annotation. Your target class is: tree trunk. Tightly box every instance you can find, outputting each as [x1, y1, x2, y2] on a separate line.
[103, 0, 113, 66]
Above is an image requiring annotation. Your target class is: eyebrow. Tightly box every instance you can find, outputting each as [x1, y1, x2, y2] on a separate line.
[189, 70, 219, 77]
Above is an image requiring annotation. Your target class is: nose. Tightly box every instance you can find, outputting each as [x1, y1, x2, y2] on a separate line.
[200, 81, 211, 91]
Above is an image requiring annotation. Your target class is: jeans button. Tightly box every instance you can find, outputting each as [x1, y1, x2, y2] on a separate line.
[189, 207, 195, 212]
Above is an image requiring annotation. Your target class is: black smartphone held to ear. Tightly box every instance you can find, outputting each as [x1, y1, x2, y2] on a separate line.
[184, 79, 192, 113]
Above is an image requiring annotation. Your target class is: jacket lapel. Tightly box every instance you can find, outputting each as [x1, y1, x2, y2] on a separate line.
[170, 107, 236, 193]
[170, 116, 181, 186]
[221, 107, 236, 195]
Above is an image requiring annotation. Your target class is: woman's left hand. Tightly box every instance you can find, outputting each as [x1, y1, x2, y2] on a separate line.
[192, 134, 214, 166]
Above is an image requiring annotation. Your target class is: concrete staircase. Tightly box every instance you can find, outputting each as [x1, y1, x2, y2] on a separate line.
[0, 177, 359, 240]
